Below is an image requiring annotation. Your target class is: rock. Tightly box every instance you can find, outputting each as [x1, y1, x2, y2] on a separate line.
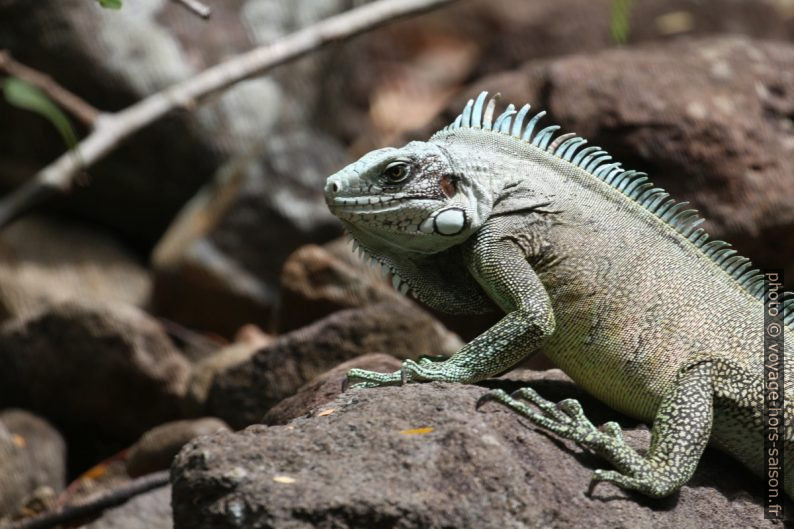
[0, 409, 66, 518]
[82, 486, 172, 529]
[205, 303, 463, 429]
[0, 215, 150, 323]
[277, 243, 404, 332]
[126, 418, 231, 478]
[327, 0, 794, 150]
[172, 373, 769, 529]
[262, 353, 403, 425]
[428, 36, 794, 286]
[465, 0, 794, 76]
[0, 0, 354, 250]
[0, 301, 191, 441]
[150, 144, 344, 337]
[184, 333, 273, 417]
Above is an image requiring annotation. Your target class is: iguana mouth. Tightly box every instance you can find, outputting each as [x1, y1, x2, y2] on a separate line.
[329, 195, 435, 208]
[328, 197, 442, 218]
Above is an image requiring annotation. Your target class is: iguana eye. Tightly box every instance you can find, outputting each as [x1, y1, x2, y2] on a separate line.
[382, 160, 411, 183]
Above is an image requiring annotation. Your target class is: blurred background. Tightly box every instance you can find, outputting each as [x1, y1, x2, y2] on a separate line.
[0, 0, 792, 525]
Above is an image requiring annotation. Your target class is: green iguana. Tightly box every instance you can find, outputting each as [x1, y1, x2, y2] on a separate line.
[323, 91, 793, 499]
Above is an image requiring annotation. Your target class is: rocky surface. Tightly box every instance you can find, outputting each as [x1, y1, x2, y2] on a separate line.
[126, 418, 230, 478]
[262, 353, 403, 426]
[172, 372, 770, 529]
[0, 301, 190, 443]
[0, 409, 66, 518]
[206, 303, 462, 429]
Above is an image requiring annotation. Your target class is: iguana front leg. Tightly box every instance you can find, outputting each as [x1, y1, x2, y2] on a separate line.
[479, 361, 715, 498]
[347, 233, 555, 387]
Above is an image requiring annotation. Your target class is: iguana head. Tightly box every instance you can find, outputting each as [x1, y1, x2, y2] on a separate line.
[324, 140, 493, 256]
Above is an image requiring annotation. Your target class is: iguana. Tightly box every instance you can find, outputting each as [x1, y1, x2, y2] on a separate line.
[323, 91, 793, 499]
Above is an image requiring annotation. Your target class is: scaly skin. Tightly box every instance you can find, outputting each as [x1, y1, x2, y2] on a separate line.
[324, 92, 794, 499]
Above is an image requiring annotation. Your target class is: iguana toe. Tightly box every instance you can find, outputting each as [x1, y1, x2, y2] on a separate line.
[346, 367, 404, 388]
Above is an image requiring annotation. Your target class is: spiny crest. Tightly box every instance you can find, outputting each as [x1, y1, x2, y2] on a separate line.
[437, 91, 793, 327]
[346, 231, 415, 298]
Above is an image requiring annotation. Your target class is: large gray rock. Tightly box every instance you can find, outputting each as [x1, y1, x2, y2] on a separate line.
[172, 372, 770, 529]
[0, 409, 66, 518]
[0, 301, 191, 441]
[205, 302, 462, 428]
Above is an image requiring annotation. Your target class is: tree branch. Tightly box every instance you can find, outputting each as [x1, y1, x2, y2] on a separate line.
[0, 50, 101, 127]
[2, 471, 169, 529]
[173, 0, 211, 19]
[0, 0, 456, 229]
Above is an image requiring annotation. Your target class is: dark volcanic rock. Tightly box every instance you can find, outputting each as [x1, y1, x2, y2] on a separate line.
[206, 303, 461, 429]
[172, 373, 770, 529]
[0, 301, 190, 441]
[126, 418, 230, 478]
[262, 353, 403, 426]
[429, 37, 794, 286]
[0, 409, 66, 517]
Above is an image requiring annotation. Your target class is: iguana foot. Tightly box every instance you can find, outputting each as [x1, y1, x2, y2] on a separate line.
[346, 356, 458, 388]
[478, 387, 679, 497]
[477, 387, 621, 447]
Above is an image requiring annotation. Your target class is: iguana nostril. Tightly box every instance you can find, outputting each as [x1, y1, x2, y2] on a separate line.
[332, 183, 339, 192]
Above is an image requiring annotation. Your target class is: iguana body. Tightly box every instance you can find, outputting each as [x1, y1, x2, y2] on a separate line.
[324, 92, 794, 499]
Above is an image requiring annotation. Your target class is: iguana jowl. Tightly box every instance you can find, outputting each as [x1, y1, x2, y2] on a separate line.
[324, 91, 794, 498]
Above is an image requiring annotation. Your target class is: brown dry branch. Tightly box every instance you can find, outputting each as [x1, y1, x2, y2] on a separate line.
[0, 0, 457, 229]
[0, 50, 100, 127]
[2, 471, 169, 529]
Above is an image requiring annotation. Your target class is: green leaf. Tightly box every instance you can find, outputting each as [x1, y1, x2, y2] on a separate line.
[2, 77, 78, 150]
[610, 0, 632, 45]
[98, 0, 122, 9]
